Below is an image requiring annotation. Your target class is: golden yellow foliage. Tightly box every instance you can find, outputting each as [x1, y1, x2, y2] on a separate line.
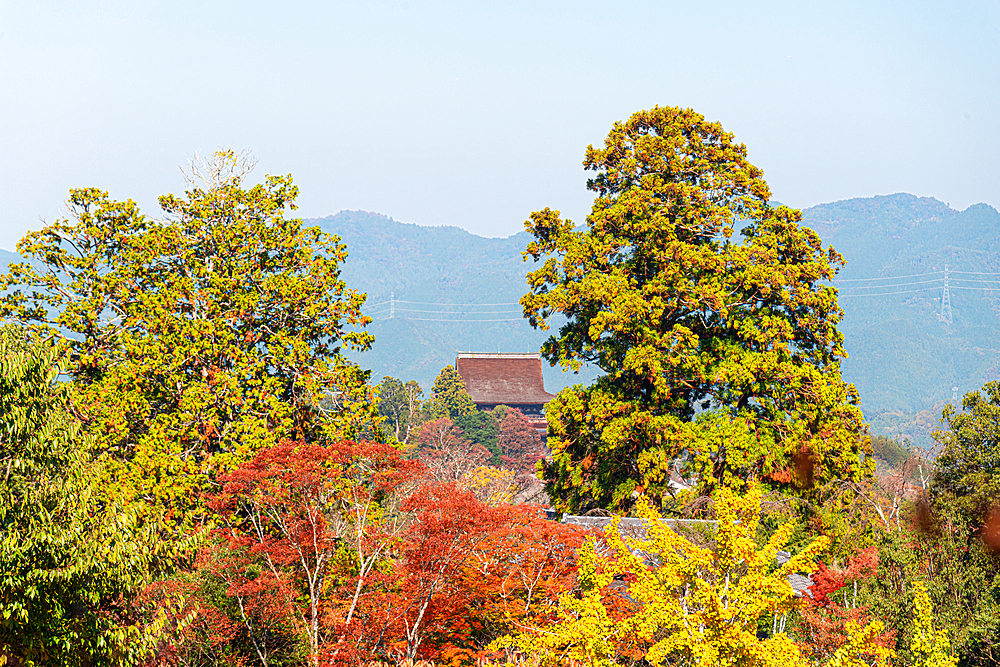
[463, 465, 517, 506]
[492, 484, 891, 667]
[909, 581, 957, 667]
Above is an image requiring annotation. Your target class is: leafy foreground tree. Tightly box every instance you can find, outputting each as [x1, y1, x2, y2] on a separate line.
[0, 151, 378, 512]
[491, 484, 892, 667]
[931, 381, 1000, 534]
[0, 327, 189, 666]
[521, 105, 870, 513]
[856, 382, 1000, 667]
[857, 517, 999, 667]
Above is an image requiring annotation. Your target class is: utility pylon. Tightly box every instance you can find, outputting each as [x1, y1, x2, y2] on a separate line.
[941, 266, 953, 324]
[390, 292, 395, 319]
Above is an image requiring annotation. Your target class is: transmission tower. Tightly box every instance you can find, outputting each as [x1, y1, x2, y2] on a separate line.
[390, 292, 395, 319]
[941, 266, 953, 324]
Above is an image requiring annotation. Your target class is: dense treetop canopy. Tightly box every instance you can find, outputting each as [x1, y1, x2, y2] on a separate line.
[521, 106, 870, 512]
[0, 151, 379, 509]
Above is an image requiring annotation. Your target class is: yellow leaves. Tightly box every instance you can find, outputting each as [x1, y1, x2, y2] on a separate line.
[463, 466, 516, 506]
[523, 110, 867, 513]
[825, 621, 894, 667]
[495, 484, 892, 667]
[491, 541, 621, 667]
[909, 581, 958, 667]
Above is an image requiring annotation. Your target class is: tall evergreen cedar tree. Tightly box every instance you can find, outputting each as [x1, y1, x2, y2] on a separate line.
[427, 365, 476, 419]
[521, 106, 870, 513]
[0, 151, 378, 516]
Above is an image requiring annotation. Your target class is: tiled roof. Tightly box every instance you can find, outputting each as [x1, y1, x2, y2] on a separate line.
[456, 353, 556, 406]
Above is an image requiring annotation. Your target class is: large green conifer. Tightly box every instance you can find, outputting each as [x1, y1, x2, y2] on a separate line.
[521, 106, 871, 512]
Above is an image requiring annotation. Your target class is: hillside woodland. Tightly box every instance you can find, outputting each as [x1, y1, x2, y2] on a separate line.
[318, 197, 1000, 452]
[1, 110, 998, 667]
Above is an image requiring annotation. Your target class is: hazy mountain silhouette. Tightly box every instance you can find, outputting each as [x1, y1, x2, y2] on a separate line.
[312, 210, 600, 395]
[5, 196, 997, 448]
[320, 195, 1000, 447]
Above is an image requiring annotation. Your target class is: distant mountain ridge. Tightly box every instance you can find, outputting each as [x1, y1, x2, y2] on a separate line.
[313, 210, 597, 395]
[4, 196, 998, 448]
[799, 194, 1000, 446]
[320, 195, 1000, 448]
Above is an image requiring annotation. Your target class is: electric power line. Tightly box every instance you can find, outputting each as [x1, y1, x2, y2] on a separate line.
[838, 288, 938, 298]
[394, 307, 522, 314]
[841, 278, 944, 289]
[404, 317, 527, 322]
[950, 277, 1000, 284]
[395, 299, 521, 306]
[834, 270, 943, 283]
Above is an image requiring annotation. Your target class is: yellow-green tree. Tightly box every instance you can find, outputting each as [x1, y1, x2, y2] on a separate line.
[0, 151, 378, 513]
[909, 581, 958, 667]
[426, 364, 476, 420]
[521, 106, 870, 513]
[0, 326, 189, 666]
[492, 484, 891, 667]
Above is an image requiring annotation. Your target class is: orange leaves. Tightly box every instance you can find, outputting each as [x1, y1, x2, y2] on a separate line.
[799, 547, 894, 664]
[208, 439, 425, 664]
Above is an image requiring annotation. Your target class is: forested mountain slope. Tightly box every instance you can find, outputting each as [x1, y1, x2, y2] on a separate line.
[807, 195, 1000, 445]
[313, 210, 599, 394]
[320, 196, 1000, 447]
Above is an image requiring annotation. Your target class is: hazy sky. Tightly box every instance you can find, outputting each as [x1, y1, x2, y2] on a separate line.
[1, 0, 997, 251]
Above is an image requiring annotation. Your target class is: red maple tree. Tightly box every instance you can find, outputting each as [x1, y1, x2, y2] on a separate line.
[496, 408, 546, 474]
[207, 439, 422, 667]
[798, 546, 895, 662]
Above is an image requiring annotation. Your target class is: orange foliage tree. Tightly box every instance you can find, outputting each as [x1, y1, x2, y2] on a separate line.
[195, 439, 583, 667]
[206, 439, 422, 667]
[339, 486, 584, 664]
[496, 408, 546, 474]
[797, 546, 896, 663]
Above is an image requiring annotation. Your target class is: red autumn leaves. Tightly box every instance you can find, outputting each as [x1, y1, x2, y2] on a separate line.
[180, 439, 582, 666]
[798, 546, 895, 662]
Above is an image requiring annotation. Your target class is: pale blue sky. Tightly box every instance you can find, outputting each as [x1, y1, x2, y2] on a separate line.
[1, 0, 997, 250]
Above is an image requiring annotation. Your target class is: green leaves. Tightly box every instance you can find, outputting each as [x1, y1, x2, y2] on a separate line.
[524, 107, 871, 512]
[426, 365, 476, 420]
[931, 382, 1000, 528]
[0, 151, 381, 514]
[0, 327, 188, 667]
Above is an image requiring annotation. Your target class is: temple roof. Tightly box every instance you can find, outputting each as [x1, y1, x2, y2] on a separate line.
[455, 353, 556, 406]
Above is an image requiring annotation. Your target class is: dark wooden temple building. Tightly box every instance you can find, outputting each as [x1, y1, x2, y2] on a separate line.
[455, 352, 555, 431]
